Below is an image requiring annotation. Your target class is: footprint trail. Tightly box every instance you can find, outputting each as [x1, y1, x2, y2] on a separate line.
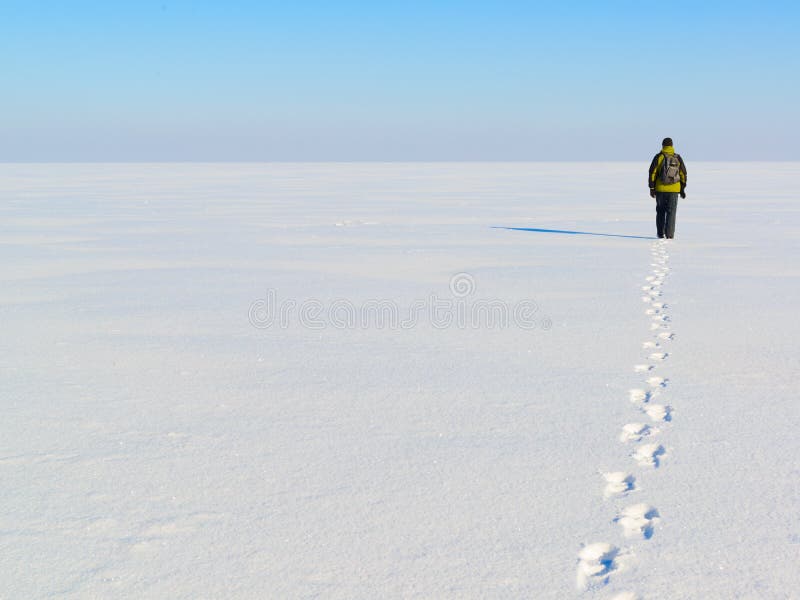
[576, 238, 678, 594]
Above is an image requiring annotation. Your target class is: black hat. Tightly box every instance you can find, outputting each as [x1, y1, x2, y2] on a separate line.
[662, 137, 673, 147]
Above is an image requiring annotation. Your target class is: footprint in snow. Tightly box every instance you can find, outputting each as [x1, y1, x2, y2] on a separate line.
[576, 542, 618, 590]
[628, 388, 652, 403]
[646, 375, 668, 388]
[634, 364, 654, 373]
[603, 472, 636, 498]
[657, 331, 674, 341]
[649, 352, 668, 361]
[615, 503, 660, 539]
[633, 443, 665, 467]
[651, 314, 670, 323]
[619, 423, 656, 443]
[642, 340, 659, 349]
[643, 403, 671, 422]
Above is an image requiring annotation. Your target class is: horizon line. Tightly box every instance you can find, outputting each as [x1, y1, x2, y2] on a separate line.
[2, 159, 800, 164]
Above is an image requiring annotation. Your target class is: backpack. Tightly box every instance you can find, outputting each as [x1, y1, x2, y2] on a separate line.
[660, 153, 682, 185]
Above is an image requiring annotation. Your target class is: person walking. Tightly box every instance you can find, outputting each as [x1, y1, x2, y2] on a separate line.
[648, 137, 687, 239]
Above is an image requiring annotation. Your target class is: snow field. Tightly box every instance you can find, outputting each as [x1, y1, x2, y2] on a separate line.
[1, 162, 799, 598]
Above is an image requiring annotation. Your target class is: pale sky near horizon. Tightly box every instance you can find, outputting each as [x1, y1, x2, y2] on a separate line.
[2, 1, 798, 161]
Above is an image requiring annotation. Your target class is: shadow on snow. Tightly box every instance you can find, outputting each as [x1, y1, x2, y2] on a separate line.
[494, 226, 656, 240]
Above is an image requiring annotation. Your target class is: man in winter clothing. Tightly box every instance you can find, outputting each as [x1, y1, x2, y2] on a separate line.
[648, 137, 687, 239]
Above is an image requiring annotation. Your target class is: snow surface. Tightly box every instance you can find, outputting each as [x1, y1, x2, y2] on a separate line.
[1, 162, 799, 598]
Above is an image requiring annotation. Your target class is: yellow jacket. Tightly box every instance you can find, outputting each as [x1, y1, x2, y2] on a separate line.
[649, 146, 687, 193]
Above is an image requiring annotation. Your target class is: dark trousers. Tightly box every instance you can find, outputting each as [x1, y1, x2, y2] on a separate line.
[655, 192, 679, 238]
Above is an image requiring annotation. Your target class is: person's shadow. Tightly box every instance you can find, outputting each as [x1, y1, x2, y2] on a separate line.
[494, 226, 656, 240]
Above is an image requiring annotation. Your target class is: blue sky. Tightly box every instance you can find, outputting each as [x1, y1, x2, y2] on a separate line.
[1, 1, 798, 160]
